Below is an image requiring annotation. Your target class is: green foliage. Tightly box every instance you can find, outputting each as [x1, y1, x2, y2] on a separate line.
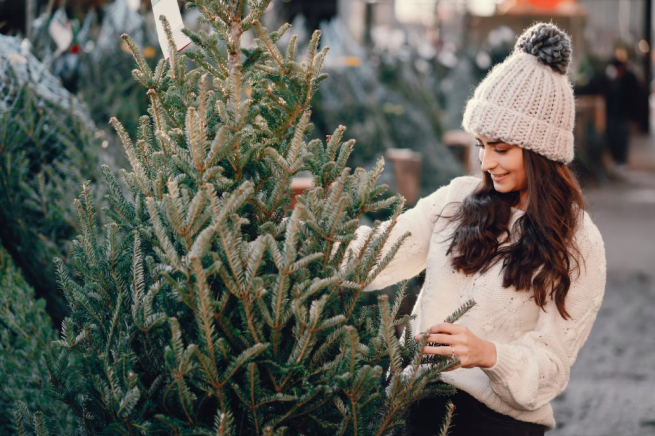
[43, 1, 472, 434]
[0, 243, 72, 434]
[437, 401, 455, 436]
[78, 48, 153, 149]
[311, 45, 463, 195]
[0, 49, 101, 325]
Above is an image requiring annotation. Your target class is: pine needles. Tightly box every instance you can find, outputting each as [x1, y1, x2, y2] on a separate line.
[32, 1, 473, 434]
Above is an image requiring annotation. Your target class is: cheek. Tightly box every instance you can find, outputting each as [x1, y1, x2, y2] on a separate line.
[503, 152, 524, 173]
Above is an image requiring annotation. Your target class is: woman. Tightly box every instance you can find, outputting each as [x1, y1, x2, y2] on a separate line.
[353, 24, 606, 435]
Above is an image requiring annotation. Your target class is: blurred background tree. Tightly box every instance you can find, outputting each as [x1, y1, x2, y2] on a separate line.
[0, 242, 72, 434]
[0, 34, 101, 325]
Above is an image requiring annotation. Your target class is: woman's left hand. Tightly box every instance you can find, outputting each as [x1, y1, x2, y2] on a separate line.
[416, 322, 497, 370]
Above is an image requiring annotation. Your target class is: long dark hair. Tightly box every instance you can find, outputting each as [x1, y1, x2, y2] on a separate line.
[447, 149, 584, 320]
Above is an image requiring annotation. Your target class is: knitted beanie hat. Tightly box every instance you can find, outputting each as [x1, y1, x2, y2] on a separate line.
[462, 23, 575, 163]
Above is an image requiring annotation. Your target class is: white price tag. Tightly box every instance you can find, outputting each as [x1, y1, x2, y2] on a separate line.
[127, 0, 141, 11]
[48, 9, 73, 53]
[152, 0, 192, 58]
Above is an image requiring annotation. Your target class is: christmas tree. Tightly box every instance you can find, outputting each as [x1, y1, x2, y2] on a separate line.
[0, 34, 101, 325]
[32, 1, 473, 434]
[0, 242, 72, 434]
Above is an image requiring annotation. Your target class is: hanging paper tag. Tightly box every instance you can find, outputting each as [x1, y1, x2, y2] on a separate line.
[126, 0, 141, 11]
[48, 9, 73, 53]
[151, 0, 192, 58]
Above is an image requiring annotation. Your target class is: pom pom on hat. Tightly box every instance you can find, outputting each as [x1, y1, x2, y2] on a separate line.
[514, 23, 572, 75]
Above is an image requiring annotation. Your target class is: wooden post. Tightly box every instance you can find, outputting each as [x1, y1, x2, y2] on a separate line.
[290, 177, 314, 209]
[442, 130, 476, 175]
[25, 0, 35, 39]
[643, 0, 652, 133]
[364, 0, 376, 48]
[385, 148, 422, 205]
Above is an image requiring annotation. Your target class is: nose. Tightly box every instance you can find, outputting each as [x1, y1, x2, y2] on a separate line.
[479, 146, 497, 172]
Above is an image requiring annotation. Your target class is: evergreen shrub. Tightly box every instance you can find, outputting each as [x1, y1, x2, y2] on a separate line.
[0, 243, 72, 434]
[32, 2, 473, 434]
[0, 35, 101, 324]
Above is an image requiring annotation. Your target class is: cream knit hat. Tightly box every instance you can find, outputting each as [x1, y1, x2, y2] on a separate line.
[462, 23, 575, 163]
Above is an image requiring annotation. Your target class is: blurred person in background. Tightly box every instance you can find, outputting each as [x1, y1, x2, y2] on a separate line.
[604, 56, 641, 176]
[349, 23, 606, 436]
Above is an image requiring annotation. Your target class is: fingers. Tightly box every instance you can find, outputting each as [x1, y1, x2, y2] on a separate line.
[422, 344, 456, 356]
[416, 333, 453, 345]
[427, 322, 463, 334]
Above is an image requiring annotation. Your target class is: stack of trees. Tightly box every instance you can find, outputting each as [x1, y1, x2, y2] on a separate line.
[0, 243, 72, 434]
[0, 34, 101, 325]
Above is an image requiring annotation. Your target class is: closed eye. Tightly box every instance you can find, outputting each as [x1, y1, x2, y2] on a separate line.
[475, 142, 507, 154]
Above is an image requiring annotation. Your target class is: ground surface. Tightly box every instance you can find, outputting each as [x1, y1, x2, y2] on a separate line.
[550, 136, 655, 436]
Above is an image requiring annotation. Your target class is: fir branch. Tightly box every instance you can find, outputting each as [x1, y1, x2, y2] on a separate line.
[212, 408, 235, 436]
[253, 21, 287, 73]
[159, 15, 181, 83]
[132, 232, 146, 310]
[241, 0, 272, 31]
[438, 400, 455, 436]
[444, 299, 476, 324]
[121, 34, 153, 78]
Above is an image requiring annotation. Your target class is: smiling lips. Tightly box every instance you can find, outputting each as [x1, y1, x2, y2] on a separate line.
[490, 173, 509, 181]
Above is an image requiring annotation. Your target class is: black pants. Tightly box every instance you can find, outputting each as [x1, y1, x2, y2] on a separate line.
[406, 390, 546, 436]
[606, 117, 631, 165]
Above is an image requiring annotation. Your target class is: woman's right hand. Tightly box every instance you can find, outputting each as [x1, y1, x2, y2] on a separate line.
[417, 322, 498, 370]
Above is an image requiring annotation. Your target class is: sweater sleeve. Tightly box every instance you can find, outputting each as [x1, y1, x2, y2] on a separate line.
[481, 218, 606, 411]
[352, 176, 479, 292]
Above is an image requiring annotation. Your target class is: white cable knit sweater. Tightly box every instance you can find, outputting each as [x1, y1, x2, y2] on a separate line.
[356, 176, 606, 431]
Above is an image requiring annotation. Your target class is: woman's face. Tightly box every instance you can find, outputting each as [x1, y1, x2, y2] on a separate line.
[475, 134, 527, 200]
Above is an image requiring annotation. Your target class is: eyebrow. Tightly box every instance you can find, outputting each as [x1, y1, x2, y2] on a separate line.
[475, 137, 505, 145]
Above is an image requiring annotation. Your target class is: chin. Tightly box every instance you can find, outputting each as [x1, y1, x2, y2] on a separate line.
[491, 183, 513, 193]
